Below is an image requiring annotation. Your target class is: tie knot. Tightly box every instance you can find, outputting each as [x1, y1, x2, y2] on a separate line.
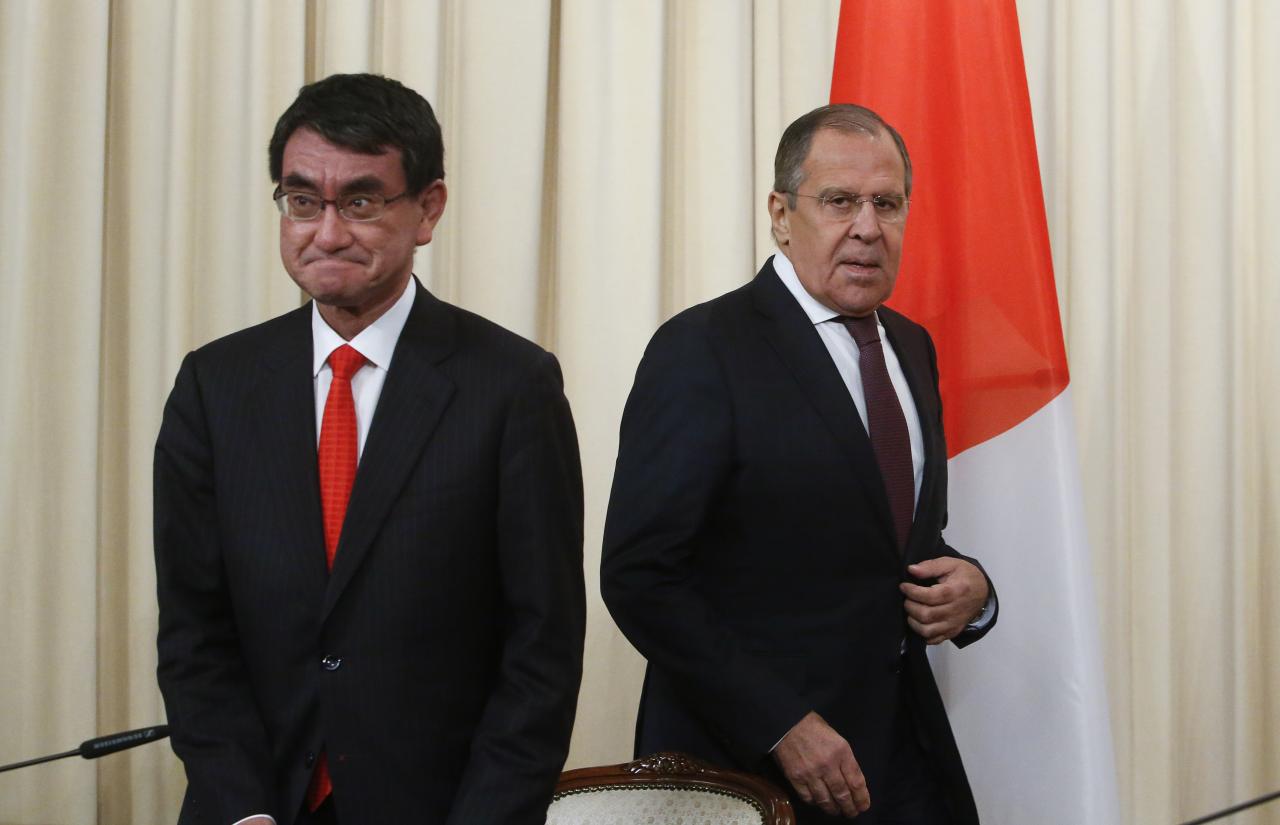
[840, 314, 880, 348]
[328, 344, 366, 381]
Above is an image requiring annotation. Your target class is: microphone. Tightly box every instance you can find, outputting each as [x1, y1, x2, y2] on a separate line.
[0, 725, 169, 774]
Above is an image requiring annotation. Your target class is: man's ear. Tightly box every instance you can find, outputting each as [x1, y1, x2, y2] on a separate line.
[767, 191, 791, 246]
[415, 180, 448, 246]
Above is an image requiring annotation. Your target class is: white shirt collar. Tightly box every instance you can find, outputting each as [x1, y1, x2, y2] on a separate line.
[311, 276, 417, 376]
[771, 251, 881, 329]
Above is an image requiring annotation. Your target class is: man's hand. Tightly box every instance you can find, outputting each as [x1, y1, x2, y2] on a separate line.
[773, 711, 870, 818]
[900, 556, 990, 644]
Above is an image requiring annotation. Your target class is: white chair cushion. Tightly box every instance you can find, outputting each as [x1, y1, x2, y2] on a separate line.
[547, 785, 764, 825]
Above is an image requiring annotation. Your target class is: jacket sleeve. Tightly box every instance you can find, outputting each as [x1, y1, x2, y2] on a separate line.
[155, 352, 278, 823]
[920, 326, 1000, 648]
[443, 351, 586, 825]
[600, 316, 813, 763]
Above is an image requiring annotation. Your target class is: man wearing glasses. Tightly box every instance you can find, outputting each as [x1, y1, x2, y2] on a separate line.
[155, 74, 585, 825]
[602, 104, 997, 825]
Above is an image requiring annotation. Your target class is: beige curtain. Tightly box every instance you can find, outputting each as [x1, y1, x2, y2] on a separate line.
[1030, 2, 1280, 823]
[0, 1, 1274, 823]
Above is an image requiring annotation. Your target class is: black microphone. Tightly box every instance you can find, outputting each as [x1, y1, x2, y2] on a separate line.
[1178, 788, 1280, 825]
[0, 725, 169, 774]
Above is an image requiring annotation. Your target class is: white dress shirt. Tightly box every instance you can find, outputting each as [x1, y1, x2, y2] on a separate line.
[311, 276, 417, 458]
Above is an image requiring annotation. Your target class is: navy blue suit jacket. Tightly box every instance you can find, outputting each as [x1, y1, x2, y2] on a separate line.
[601, 260, 994, 825]
[155, 282, 585, 824]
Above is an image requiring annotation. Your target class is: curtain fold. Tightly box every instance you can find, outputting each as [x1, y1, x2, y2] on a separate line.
[1031, 1, 1280, 821]
[0, 2, 110, 822]
[0, 2, 1275, 822]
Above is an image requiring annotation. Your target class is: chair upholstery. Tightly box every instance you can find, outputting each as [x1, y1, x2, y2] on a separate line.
[546, 751, 795, 825]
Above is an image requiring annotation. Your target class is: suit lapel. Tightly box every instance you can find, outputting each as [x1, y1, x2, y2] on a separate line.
[323, 284, 457, 620]
[254, 305, 329, 591]
[749, 262, 900, 555]
[880, 306, 945, 563]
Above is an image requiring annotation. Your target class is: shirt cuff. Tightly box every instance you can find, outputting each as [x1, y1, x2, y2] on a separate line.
[967, 593, 996, 631]
[769, 710, 814, 753]
[231, 816, 277, 825]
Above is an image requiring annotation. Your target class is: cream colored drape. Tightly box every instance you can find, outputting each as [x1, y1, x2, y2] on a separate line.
[0, 1, 1275, 823]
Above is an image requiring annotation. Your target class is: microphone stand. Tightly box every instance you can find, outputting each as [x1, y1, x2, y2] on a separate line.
[1178, 788, 1280, 825]
[0, 725, 169, 774]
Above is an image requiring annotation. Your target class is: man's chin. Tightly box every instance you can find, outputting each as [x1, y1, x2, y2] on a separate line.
[288, 269, 359, 301]
[833, 284, 893, 317]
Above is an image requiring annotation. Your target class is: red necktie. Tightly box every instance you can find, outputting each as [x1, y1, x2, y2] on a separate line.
[842, 315, 914, 552]
[317, 344, 365, 569]
[306, 343, 365, 811]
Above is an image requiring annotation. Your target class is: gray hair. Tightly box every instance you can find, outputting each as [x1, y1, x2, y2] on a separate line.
[773, 104, 912, 207]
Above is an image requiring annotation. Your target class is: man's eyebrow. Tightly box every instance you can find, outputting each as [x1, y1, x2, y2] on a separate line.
[278, 174, 393, 195]
[337, 176, 391, 195]
[816, 186, 905, 198]
[281, 173, 317, 190]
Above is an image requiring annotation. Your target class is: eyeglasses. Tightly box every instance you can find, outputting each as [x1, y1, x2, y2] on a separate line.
[791, 190, 910, 224]
[273, 187, 410, 222]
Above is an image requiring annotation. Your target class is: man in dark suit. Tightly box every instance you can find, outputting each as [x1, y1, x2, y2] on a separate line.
[154, 73, 585, 825]
[601, 104, 997, 824]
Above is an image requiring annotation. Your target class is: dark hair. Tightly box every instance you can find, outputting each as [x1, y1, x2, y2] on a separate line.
[773, 104, 912, 205]
[268, 73, 444, 194]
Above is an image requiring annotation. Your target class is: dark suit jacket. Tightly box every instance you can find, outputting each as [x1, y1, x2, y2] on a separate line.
[155, 281, 585, 825]
[601, 259, 996, 825]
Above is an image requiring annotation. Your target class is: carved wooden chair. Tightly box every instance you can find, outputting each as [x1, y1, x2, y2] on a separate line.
[546, 751, 796, 825]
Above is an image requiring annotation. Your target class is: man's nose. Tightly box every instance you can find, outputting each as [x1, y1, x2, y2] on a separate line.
[848, 201, 882, 241]
[312, 203, 353, 250]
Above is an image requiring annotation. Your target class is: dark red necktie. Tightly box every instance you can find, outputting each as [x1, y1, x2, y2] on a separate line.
[842, 315, 914, 551]
[306, 343, 365, 810]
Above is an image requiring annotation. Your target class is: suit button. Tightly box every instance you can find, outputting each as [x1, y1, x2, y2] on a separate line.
[321, 654, 342, 671]
[304, 752, 316, 768]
